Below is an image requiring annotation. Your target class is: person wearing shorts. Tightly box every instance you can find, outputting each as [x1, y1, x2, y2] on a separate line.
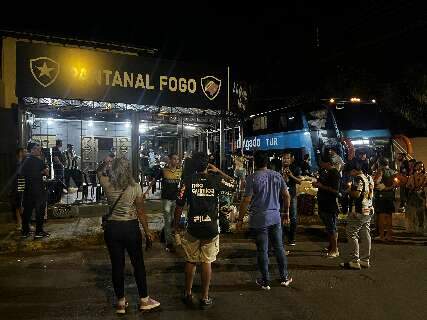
[313, 154, 341, 258]
[181, 233, 219, 264]
[174, 152, 235, 309]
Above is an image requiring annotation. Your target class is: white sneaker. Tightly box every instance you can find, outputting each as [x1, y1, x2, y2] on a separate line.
[359, 260, 370, 268]
[115, 301, 128, 314]
[256, 278, 271, 290]
[280, 277, 293, 287]
[139, 297, 160, 311]
[326, 250, 340, 258]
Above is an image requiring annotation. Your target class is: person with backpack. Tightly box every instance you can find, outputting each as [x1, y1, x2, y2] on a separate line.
[340, 162, 374, 270]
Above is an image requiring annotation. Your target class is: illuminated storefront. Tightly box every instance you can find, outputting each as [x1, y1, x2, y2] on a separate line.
[0, 34, 246, 204]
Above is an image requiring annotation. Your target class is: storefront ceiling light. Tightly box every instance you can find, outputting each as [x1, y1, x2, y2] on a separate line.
[139, 124, 147, 133]
[47, 118, 54, 125]
[352, 139, 370, 145]
[88, 120, 94, 127]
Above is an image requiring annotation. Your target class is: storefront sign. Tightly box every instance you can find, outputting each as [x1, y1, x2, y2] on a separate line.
[16, 42, 228, 109]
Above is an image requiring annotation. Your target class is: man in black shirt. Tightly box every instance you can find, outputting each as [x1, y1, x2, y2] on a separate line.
[282, 152, 302, 246]
[174, 152, 235, 309]
[313, 155, 341, 258]
[21, 143, 50, 239]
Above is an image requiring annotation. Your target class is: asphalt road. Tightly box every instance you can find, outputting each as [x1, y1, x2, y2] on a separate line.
[0, 230, 426, 320]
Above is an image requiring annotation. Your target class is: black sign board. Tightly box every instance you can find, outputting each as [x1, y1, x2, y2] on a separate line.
[16, 42, 228, 109]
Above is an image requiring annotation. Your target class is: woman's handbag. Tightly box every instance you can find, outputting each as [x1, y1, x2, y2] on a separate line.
[102, 189, 126, 229]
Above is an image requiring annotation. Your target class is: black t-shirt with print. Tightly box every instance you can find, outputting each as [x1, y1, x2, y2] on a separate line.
[156, 167, 182, 200]
[176, 173, 236, 239]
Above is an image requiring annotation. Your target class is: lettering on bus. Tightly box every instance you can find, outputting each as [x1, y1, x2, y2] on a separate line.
[265, 137, 278, 147]
[237, 137, 261, 150]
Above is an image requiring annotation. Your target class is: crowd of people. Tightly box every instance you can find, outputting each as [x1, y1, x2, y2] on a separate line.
[10, 142, 427, 314]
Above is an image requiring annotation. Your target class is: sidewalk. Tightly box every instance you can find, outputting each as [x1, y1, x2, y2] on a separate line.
[1, 197, 425, 255]
[0, 199, 165, 255]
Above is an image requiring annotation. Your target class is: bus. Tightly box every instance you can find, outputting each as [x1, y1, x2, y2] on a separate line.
[239, 100, 395, 171]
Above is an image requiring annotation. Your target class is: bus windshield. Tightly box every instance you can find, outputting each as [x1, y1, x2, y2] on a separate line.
[333, 104, 389, 130]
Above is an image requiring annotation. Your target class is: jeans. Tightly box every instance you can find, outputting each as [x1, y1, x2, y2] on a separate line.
[283, 196, 298, 242]
[22, 194, 46, 234]
[104, 220, 148, 299]
[254, 223, 289, 282]
[162, 199, 176, 246]
[344, 213, 372, 263]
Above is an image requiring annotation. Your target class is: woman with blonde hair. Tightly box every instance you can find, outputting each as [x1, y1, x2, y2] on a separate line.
[97, 156, 160, 314]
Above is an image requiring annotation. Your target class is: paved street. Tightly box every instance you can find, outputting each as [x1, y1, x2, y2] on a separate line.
[0, 230, 426, 320]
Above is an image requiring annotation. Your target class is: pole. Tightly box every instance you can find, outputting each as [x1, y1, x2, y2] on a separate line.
[227, 66, 230, 112]
[131, 112, 140, 182]
[219, 117, 224, 169]
[80, 113, 83, 170]
[180, 117, 184, 159]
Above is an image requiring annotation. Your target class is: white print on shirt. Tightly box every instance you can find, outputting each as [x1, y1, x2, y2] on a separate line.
[191, 183, 215, 197]
[193, 215, 212, 223]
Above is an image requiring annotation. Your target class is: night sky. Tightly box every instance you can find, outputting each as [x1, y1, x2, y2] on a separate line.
[1, 2, 427, 105]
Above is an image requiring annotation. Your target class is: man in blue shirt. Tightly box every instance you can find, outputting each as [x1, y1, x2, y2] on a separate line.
[237, 151, 293, 290]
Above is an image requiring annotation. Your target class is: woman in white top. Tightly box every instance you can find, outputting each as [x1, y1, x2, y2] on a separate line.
[97, 156, 160, 314]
